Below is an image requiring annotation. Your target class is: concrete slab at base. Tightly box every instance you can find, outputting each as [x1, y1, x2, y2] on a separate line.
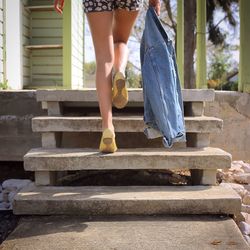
[1, 215, 249, 250]
[13, 184, 241, 215]
[23, 147, 232, 171]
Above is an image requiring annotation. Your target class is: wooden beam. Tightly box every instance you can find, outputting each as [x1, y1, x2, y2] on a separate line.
[239, 0, 250, 93]
[177, 0, 184, 88]
[6, 0, 23, 89]
[196, 0, 207, 89]
[63, 0, 71, 89]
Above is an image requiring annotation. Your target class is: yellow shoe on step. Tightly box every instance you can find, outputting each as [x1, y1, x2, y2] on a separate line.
[112, 71, 128, 109]
[99, 128, 118, 153]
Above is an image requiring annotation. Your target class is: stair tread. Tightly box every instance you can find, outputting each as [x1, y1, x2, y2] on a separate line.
[15, 184, 240, 201]
[33, 115, 222, 120]
[36, 88, 215, 102]
[13, 184, 241, 215]
[24, 147, 232, 171]
[32, 115, 223, 133]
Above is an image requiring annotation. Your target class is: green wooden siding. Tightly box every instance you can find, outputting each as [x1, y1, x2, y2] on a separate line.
[28, 0, 53, 6]
[31, 48, 62, 86]
[30, 11, 62, 45]
[22, 0, 31, 87]
[62, 0, 71, 88]
[23, 0, 63, 88]
[21, 0, 84, 89]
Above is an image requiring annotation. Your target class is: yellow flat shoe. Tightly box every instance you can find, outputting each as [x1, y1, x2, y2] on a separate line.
[99, 128, 117, 153]
[112, 71, 128, 109]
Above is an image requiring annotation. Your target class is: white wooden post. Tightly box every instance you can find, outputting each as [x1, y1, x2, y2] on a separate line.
[6, 0, 23, 90]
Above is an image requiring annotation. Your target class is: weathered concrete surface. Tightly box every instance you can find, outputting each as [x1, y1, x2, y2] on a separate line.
[0, 91, 45, 161]
[13, 184, 241, 215]
[23, 147, 232, 171]
[205, 91, 250, 161]
[36, 88, 215, 103]
[1, 215, 249, 250]
[0, 90, 249, 161]
[32, 116, 223, 133]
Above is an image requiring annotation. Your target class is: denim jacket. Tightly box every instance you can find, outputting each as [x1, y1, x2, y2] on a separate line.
[140, 6, 187, 148]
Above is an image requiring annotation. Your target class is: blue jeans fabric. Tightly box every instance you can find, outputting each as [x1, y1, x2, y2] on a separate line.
[140, 6, 187, 148]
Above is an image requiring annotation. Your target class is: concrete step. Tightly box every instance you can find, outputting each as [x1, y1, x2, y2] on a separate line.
[32, 115, 223, 133]
[13, 184, 241, 216]
[37, 88, 215, 107]
[24, 147, 231, 171]
[3, 215, 249, 250]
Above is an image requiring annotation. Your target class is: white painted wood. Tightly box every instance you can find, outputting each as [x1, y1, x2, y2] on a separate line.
[0, 0, 4, 83]
[6, 0, 23, 89]
[25, 44, 62, 49]
[71, 0, 84, 89]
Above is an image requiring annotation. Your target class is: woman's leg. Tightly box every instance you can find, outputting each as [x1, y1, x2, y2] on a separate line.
[86, 11, 114, 132]
[112, 9, 140, 74]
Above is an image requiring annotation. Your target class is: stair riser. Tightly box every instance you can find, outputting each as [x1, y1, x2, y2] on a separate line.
[45, 132, 187, 149]
[13, 199, 240, 216]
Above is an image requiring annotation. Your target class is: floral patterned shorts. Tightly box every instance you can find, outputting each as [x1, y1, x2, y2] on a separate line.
[83, 0, 144, 13]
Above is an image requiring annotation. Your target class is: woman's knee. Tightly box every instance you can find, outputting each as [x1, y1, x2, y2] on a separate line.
[113, 40, 128, 46]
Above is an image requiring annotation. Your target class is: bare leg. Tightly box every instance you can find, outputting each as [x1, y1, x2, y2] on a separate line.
[112, 9, 140, 74]
[86, 11, 114, 132]
[86, 9, 140, 134]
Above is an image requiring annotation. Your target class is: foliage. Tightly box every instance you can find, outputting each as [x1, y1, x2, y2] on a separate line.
[207, 0, 238, 46]
[84, 61, 142, 88]
[207, 49, 238, 90]
[221, 80, 238, 91]
[84, 61, 96, 75]
[208, 52, 230, 81]
[0, 79, 9, 90]
[125, 61, 142, 88]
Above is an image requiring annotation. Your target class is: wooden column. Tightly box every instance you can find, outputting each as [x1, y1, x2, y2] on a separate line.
[63, 0, 71, 89]
[196, 0, 207, 89]
[239, 0, 250, 93]
[5, 0, 23, 89]
[63, 0, 84, 89]
[177, 0, 184, 88]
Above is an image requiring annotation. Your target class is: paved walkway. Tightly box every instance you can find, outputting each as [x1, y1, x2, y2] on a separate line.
[1, 215, 249, 250]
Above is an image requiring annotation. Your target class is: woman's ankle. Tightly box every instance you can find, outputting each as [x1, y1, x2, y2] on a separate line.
[102, 124, 115, 134]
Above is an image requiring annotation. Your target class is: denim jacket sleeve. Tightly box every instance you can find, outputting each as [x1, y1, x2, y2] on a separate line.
[140, 6, 187, 148]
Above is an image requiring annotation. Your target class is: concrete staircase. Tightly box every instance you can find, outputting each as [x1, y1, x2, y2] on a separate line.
[11, 88, 250, 249]
[13, 88, 242, 216]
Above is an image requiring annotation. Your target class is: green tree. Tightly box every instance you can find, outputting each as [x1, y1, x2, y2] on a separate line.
[207, 48, 238, 91]
[134, 0, 239, 89]
[126, 61, 142, 88]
